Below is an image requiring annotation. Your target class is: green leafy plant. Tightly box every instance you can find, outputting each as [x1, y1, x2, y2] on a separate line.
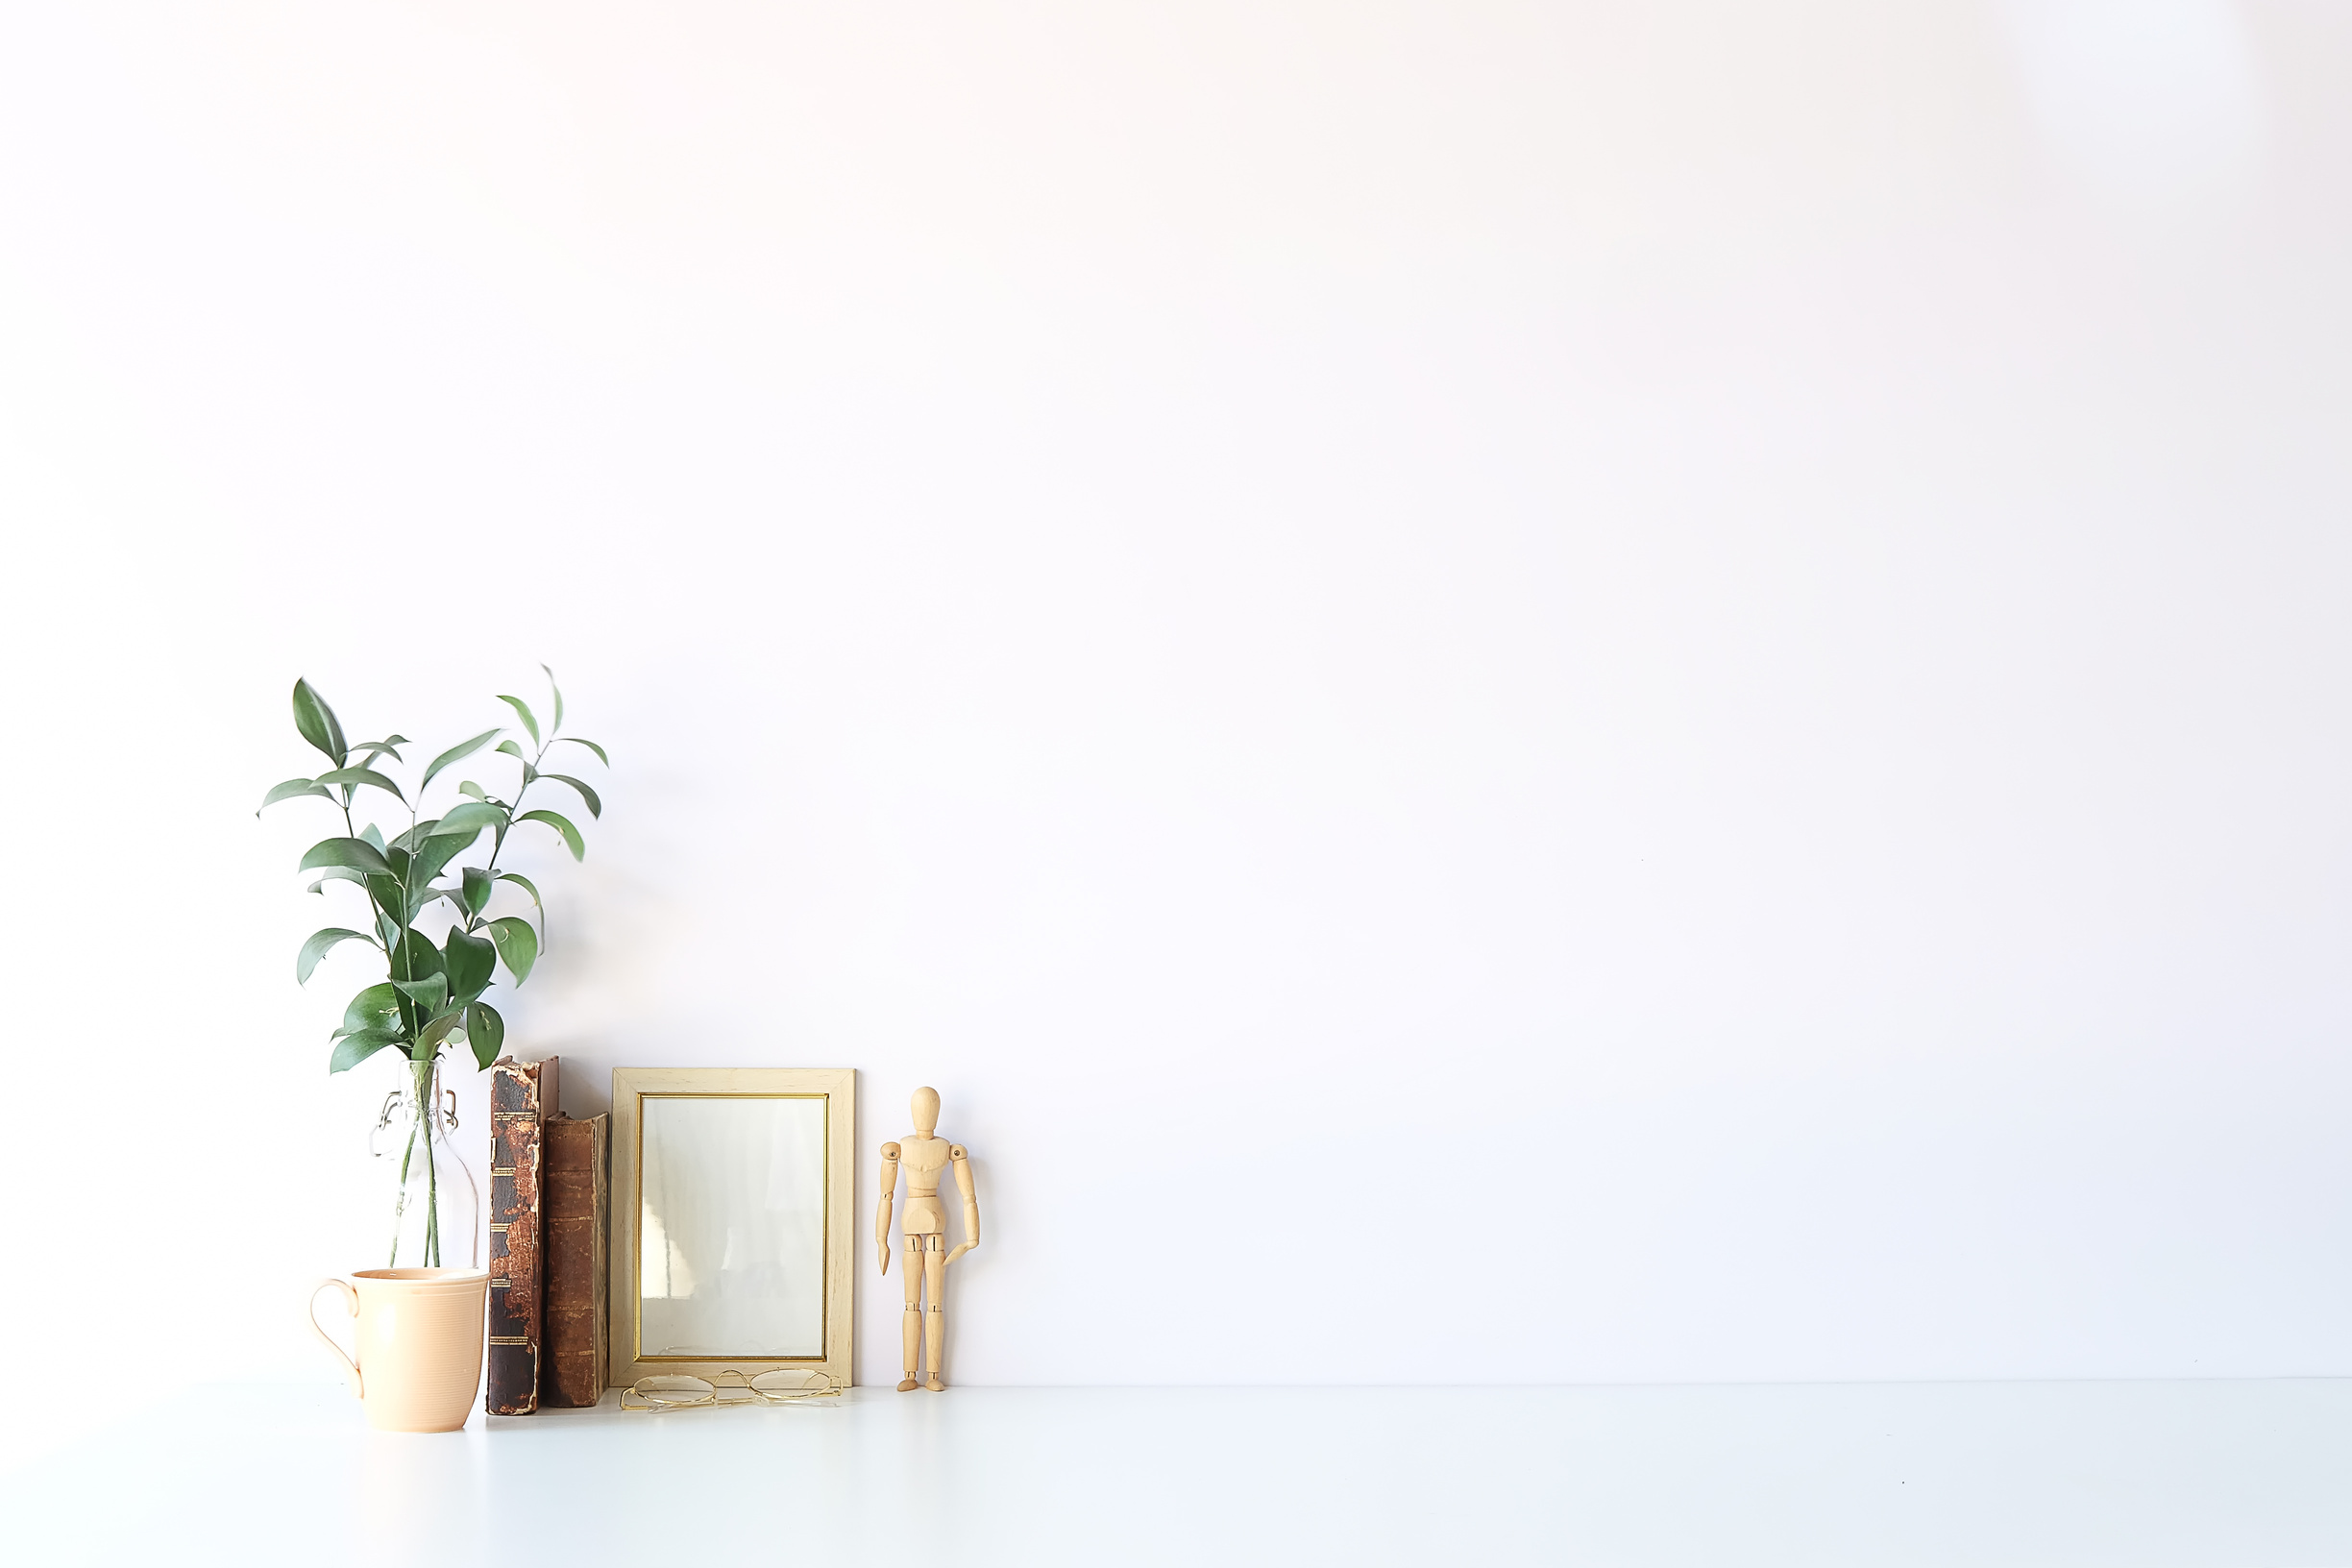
[260, 667, 607, 1077]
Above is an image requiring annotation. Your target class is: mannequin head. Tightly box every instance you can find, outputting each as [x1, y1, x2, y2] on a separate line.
[911, 1086, 941, 1137]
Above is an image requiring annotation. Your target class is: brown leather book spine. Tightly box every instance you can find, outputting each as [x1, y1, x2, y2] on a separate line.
[541, 1112, 609, 1407]
[485, 1055, 560, 1415]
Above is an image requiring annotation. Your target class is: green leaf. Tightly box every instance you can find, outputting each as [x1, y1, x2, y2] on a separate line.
[394, 973, 450, 1013]
[408, 830, 475, 894]
[461, 867, 495, 918]
[412, 884, 462, 916]
[359, 823, 387, 853]
[496, 740, 526, 759]
[465, 1002, 504, 1069]
[391, 925, 445, 980]
[312, 766, 405, 803]
[258, 778, 331, 814]
[444, 926, 496, 1000]
[296, 928, 373, 984]
[497, 695, 541, 745]
[304, 862, 367, 894]
[350, 735, 409, 768]
[299, 837, 393, 877]
[549, 737, 608, 767]
[365, 872, 406, 924]
[424, 728, 502, 790]
[517, 808, 584, 861]
[542, 665, 564, 732]
[330, 1028, 404, 1073]
[542, 773, 601, 819]
[385, 930, 443, 1034]
[486, 917, 538, 984]
[495, 873, 545, 943]
[457, 780, 486, 801]
[291, 678, 348, 766]
[429, 801, 508, 839]
[340, 982, 404, 1037]
[414, 1009, 465, 1056]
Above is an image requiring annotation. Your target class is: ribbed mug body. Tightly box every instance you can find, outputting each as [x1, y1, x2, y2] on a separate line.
[345, 1268, 489, 1432]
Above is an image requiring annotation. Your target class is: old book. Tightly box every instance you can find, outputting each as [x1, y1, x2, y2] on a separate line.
[486, 1054, 561, 1416]
[541, 1112, 609, 1407]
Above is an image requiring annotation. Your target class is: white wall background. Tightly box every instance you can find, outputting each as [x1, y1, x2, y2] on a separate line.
[3, 0, 2350, 1438]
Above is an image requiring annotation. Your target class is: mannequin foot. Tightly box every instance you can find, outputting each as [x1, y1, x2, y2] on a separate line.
[896, 1376, 919, 1392]
[923, 1376, 946, 1392]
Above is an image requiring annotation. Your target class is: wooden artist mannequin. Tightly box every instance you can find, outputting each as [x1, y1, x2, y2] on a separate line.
[876, 1087, 978, 1391]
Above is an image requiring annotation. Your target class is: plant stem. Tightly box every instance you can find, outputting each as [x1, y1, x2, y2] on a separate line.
[466, 742, 544, 931]
[391, 1115, 419, 1267]
[416, 1056, 441, 1266]
[426, 1131, 441, 1267]
[336, 791, 396, 970]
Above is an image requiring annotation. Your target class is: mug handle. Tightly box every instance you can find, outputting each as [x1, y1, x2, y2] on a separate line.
[307, 1278, 363, 1399]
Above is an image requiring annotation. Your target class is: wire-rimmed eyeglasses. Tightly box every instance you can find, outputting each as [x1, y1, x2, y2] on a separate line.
[620, 1368, 844, 1413]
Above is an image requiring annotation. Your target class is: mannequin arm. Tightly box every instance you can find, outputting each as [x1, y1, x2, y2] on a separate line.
[944, 1146, 980, 1265]
[875, 1142, 900, 1274]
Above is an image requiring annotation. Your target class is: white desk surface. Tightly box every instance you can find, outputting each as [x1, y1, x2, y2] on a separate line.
[4, 1379, 2347, 1565]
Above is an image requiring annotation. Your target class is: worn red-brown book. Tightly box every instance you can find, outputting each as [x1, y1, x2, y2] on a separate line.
[540, 1112, 609, 1407]
[486, 1054, 560, 1416]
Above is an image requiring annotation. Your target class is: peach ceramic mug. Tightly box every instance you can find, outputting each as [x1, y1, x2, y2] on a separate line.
[307, 1268, 490, 1433]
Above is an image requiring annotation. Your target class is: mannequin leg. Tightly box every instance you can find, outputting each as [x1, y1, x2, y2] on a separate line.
[897, 1237, 923, 1391]
[922, 1241, 947, 1390]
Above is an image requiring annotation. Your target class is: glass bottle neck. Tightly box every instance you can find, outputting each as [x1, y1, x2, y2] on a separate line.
[401, 1057, 447, 1132]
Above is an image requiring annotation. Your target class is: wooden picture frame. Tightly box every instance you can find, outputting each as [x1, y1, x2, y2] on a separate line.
[608, 1067, 856, 1387]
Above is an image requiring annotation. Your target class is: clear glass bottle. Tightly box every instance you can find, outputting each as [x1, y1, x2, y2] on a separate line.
[369, 1056, 479, 1269]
